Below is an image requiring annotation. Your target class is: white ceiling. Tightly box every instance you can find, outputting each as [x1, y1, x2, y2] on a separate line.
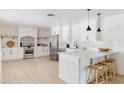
[0, 9, 124, 28]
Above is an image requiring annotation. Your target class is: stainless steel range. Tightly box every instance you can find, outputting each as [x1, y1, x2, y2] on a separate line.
[24, 47, 34, 59]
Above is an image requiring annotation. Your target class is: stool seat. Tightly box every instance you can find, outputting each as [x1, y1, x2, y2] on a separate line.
[98, 61, 111, 65]
[88, 64, 102, 69]
[105, 58, 116, 62]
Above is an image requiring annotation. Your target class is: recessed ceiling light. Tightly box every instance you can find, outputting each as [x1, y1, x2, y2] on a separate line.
[47, 14, 56, 16]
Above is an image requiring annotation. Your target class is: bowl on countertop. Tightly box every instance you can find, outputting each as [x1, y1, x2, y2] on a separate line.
[98, 48, 110, 52]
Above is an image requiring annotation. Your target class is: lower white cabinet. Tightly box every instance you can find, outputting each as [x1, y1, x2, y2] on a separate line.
[34, 47, 49, 57]
[1, 47, 49, 61]
[1, 48, 23, 61]
[59, 54, 80, 84]
[59, 53, 89, 84]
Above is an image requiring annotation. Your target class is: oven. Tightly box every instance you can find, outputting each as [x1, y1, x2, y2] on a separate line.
[24, 47, 34, 59]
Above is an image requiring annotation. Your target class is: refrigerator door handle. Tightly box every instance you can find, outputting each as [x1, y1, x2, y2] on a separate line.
[50, 42, 51, 48]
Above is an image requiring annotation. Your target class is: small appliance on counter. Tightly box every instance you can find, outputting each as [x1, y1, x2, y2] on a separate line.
[66, 43, 70, 48]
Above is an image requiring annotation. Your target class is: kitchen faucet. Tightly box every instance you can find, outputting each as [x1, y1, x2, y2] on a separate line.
[74, 41, 78, 48]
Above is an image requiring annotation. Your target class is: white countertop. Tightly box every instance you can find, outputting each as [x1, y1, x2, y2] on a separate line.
[59, 49, 119, 59]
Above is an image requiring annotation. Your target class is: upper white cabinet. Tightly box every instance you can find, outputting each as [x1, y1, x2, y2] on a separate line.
[51, 25, 59, 35]
[37, 29, 50, 47]
[72, 24, 81, 42]
[62, 24, 69, 42]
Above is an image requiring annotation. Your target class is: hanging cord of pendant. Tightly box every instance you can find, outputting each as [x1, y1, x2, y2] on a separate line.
[97, 13, 101, 32]
[87, 9, 90, 26]
[98, 13, 100, 28]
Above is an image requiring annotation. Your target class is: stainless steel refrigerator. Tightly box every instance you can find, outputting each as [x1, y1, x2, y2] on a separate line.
[49, 35, 59, 61]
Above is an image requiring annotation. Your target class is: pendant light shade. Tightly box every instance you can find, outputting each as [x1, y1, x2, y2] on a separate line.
[86, 9, 91, 31]
[97, 13, 101, 32]
[97, 27, 101, 32]
[87, 25, 91, 31]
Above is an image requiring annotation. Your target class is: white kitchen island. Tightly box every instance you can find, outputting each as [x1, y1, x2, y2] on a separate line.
[59, 49, 119, 84]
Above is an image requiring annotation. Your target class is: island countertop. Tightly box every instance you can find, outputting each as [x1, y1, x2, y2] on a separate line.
[59, 49, 119, 59]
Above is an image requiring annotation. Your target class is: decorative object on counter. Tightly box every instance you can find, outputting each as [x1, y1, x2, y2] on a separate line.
[74, 41, 78, 48]
[7, 40, 15, 48]
[98, 48, 110, 52]
[86, 9, 92, 31]
[66, 43, 70, 48]
[97, 13, 101, 32]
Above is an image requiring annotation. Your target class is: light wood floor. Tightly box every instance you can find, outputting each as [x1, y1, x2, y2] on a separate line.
[2, 56, 65, 84]
[2, 56, 124, 84]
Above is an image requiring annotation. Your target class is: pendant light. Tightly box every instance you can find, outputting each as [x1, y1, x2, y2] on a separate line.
[97, 13, 101, 32]
[86, 9, 91, 31]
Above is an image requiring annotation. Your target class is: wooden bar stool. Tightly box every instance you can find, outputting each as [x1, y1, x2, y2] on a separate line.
[87, 64, 105, 84]
[104, 58, 117, 80]
[98, 61, 115, 83]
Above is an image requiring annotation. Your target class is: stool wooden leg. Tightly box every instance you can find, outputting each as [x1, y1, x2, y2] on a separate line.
[112, 64, 116, 80]
[87, 68, 92, 83]
[105, 67, 108, 83]
[102, 71, 105, 84]
[115, 62, 118, 75]
[109, 65, 113, 81]
[95, 70, 98, 84]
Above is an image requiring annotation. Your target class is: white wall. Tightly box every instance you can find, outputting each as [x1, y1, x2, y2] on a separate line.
[0, 38, 2, 83]
[18, 27, 37, 38]
[103, 13, 124, 75]
[62, 24, 69, 42]
[0, 26, 18, 36]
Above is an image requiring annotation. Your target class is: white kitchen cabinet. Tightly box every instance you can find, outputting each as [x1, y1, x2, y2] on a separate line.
[59, 54, 80, 84]
[1, 48, 23, 61]
[59, 53, 93, 84]
[34, 47, 43, 57]
[17, 48, 24, 59]
[51, 25, 59, 35]
[34, 47, 49, 57]
[43, 47, 49, 56]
